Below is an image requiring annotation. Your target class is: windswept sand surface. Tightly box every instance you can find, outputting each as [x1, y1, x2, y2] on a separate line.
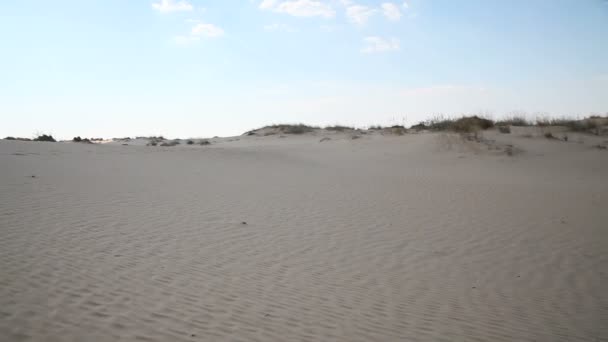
[1, 131, 607, 341]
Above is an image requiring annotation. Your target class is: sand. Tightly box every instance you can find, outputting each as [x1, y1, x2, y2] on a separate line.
[1, 129, 607, 341]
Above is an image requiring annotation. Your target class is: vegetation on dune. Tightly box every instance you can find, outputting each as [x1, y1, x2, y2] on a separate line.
[72, 136, 93, 143]
[33, 134, 56, 142]
[495, 116, 530, 127]
[410, 115, 493, 133]
[160, 140, 180, 147]
[245, 124, 319, 135]
[325, 125, 354, 132]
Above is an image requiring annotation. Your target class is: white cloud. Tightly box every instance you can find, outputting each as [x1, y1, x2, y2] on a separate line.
[346, 5, 375, 25]
[381, 3, 401, 21]
[260, 0, 335, 18]
[361, 36, 399, 53]
[191, 23, 224, 38]
[260, 0, 277, 9]
[152, 0, 193, 13]
[402, 1, 409, 9]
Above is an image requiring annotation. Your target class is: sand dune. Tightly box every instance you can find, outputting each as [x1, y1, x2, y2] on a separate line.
[1, 130, 607, 341]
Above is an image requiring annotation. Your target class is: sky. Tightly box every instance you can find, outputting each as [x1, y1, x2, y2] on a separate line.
[1, 0, 607, 139]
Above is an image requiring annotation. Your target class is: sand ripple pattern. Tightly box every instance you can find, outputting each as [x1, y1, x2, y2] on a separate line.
[1, 137, 607, 341]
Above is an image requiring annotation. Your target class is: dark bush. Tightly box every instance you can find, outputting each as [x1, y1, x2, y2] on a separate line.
[451, 116, 494, 132]
[34, 134, 56, 142]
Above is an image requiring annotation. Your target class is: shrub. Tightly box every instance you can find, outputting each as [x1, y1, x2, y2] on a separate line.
[4, 136, 16, 140]
[496, 117, 529, 126]
[261, 124, 317, 134]
[368, 125, 383, 130]
[160, 140, 180, 147]
[498, 126, 511, 134]
[451, 116, 494, 132]
[199, 140, 211, 145]
[72, 137, 92, 143]
[544, 132, 555, 139]
[34, 134, 56, 142]
[147, 141, 157, 146]
[186, 140, 194, 145]
[325, 125, 354, 132]
[390, 125, 406, 135]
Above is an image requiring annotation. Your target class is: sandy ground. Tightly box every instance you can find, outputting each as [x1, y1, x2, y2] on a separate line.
[1, 129, 607, 341]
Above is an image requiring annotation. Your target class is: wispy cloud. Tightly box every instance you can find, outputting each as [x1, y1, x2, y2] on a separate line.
[260, 0, 335, 18]
[346, 4, 376, 25]
[361, 36, 400, 53]
[381, 3, 401, 21]
[191, 23, 224, 38]
[152, 0, 193, 13]
[174, 21, 224, 44]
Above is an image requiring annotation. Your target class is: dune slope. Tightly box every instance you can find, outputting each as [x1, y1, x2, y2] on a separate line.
[1, 132, 607, 341]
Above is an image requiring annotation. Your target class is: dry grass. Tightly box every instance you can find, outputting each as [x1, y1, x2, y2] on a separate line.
[325, 125, 354, 132]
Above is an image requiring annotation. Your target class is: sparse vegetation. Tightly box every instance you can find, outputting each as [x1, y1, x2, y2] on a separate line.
[72, 136, 92, 143]
[496, 117, 529, 126]
[186, 140, 194, 145]
[451, 116, 494, 132]
[544, 132, 555, 139]
[199, 140, 211, 145]
[33, 134, 56, 142]
[368, 125, 383, 130]
[160, 140, 180, 147]
[411, 115, 493, 133]
[325, 125, 354, 132]
[273, 124, 317, 134]
[4, 136, 16, 140]
[247, 124, 318, 135]
[498, 126, 511, 134]
[390, 125, 406, 135]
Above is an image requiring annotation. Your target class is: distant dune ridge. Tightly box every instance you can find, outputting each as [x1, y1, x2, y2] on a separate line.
[1, 117, 607, 341]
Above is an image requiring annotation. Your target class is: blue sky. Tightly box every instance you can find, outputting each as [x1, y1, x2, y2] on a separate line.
[1, 0, 607, 139]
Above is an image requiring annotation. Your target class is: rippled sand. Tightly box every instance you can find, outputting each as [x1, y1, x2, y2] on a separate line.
[1, 131, 607, 341]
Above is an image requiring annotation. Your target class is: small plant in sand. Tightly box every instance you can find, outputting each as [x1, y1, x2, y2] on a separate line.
[186, 140, 194, 145]
[544, 132, 555, 139]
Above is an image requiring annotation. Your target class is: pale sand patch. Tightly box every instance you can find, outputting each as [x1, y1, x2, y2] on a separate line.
[1, 132, 607, 341]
